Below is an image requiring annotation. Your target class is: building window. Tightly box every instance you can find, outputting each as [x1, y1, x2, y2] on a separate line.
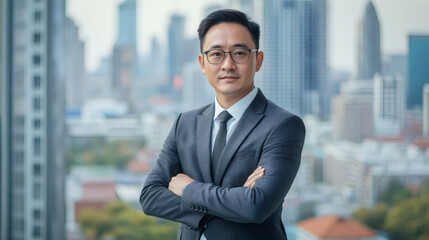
[13, 219, 24, 231]
[33, 54, 41, 66]
[34, 137, 41, 155]
[34, 11, 41, 22]
[34, 97, 41, 111]
[34, 75, 41, 88]
[34, 183, 41, 199]
[34, 119, 41, 129]
[34, 164, 41, 176]
[33, 209, 41, 220]
[15, 133, 25, 145]
[15, 152, 24, 165]
[33, 32, 41, 44]
[33, 226, 41, 237]
[15, 116, 25, 127]
[14, 172, 24, 187]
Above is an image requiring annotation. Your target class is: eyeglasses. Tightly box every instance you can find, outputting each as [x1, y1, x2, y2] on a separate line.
[203, 48, 258, 64]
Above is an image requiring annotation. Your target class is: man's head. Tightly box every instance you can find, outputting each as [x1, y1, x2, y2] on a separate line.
[197, 9, 260, 53]
[197, 9, 264, 106]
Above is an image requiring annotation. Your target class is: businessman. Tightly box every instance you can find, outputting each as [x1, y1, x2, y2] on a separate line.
[140, 9, 305, 240]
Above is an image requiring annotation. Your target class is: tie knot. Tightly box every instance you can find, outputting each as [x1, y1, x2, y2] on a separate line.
[218, 111, 232, 123]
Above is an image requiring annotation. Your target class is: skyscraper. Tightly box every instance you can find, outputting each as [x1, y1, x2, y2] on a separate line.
[1, 0, 66, 239]
[112, 0, 137, 112]
[423, 84, 429, 136]
[332, 95, 374, 142]
[407, 35, 429, 109]
[0, 2, 3, 238]
[116, 0, 137, 49]
[260, 0, 327, 119]
[64, 16, 85, 113]
[357, 1, 381, 80]
[373, 75, 404, 136]
[168, 14, 185, 90]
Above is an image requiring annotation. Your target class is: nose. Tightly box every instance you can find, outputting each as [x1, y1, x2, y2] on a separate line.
[221, 52, 236, 71]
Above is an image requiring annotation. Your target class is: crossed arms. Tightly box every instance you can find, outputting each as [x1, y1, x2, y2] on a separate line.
[140, 114, 305, 228]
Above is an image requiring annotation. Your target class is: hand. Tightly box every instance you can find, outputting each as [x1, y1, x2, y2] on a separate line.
[243, 166, 265, 188]
[169, 174, 195, 197]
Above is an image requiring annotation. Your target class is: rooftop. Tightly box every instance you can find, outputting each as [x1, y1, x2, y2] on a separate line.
[298, 215, 376, 239]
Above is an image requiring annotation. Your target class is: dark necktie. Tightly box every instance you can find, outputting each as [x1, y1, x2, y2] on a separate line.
[212, 111, 233, 178]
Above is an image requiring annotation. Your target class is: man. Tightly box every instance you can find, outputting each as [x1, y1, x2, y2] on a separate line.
[140, 9, 305, 240]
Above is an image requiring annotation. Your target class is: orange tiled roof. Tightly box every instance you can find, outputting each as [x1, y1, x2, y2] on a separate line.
[127, 160, 151, 173]
[82, 182, 117, 201]
[298, 215, 376, 239]
[413, 137, 429, 150]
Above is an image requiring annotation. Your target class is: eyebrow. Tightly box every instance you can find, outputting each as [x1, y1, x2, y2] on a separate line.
[208, 43, 250, 50]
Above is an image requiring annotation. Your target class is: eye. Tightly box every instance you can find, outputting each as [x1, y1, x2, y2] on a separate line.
[208, 50, 223, 58]
[233, 49, 248, 57]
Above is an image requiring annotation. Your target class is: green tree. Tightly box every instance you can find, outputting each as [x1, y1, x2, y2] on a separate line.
[353, 203, 388, 230]
[379, 177, 413, 206]
[420, 178, 429, 196]
[383, 195, 429, 240]
[78, 202, 179, 240]
[78, 210, 114, 240]
[66, 137, 146, 171]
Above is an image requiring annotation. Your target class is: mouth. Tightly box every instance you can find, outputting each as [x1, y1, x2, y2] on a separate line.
[220, 75, 240, 81]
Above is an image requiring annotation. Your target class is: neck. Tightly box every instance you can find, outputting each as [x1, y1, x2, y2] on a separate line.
[217, 86, 254, 109]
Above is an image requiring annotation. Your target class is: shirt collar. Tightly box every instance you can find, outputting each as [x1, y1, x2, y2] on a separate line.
[214, 87, 258, 122]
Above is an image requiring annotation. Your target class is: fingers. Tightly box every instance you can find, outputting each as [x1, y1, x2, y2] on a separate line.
[243, 166, 265, 188]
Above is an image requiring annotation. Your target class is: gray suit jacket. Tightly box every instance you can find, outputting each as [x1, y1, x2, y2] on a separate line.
[140, 89, 305, 240]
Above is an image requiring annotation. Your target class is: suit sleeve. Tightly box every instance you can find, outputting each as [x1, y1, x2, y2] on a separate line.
[180, 115, 305, 223]
[140, 114, 204, 228]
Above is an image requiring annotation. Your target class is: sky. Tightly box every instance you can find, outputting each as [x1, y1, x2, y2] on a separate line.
[67, 0, 429, 75]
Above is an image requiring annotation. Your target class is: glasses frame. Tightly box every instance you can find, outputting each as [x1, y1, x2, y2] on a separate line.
[203, 48, 258, 64]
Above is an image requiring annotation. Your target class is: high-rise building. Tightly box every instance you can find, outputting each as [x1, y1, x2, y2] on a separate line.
[112, 0, 137, 112]
[423, 84, 429, 136]
[64, 16, 85, 113]
[260, 0, 327, 119]
[407, 35, 429, 109]
[383, 54, 407, 79]
[0, 2, 3, 238]
[373, 75, 404, 136]
[168, 14, 185, 90]
[1, 0, 66, 239]
[332, 95, 373, 142]
[357, 1, 381, 80]
[116, 0, 137, 49]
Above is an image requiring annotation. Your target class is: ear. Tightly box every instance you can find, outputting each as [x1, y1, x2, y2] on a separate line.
[255, 51, 264, 72]
[199, 55, 207, 75]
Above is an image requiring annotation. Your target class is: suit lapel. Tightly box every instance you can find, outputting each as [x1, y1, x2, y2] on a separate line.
[214, 89, 267, 185]
[196, 104, 215, 183]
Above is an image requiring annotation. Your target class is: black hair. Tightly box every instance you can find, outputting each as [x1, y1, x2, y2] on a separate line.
[197, 9, 260, 53]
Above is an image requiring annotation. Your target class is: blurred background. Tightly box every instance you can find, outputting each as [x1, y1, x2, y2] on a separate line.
[1, 0, 429, 240]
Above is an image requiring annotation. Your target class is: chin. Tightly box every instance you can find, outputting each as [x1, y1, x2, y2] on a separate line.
[218, 88, 245, 96]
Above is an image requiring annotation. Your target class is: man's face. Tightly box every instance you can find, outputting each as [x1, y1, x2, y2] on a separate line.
[199, 23, 263, 101]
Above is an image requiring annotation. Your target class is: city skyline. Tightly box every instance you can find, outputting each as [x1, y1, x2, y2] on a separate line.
[67, 0, 429, 75]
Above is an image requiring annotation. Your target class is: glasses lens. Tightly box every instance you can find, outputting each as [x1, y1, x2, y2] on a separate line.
[231, 49, 250, 63]
[207, 50, 224, 64]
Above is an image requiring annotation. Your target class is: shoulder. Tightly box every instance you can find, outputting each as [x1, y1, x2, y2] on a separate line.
[177, 103, 213, 122]
[265, 100, 303, 124]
